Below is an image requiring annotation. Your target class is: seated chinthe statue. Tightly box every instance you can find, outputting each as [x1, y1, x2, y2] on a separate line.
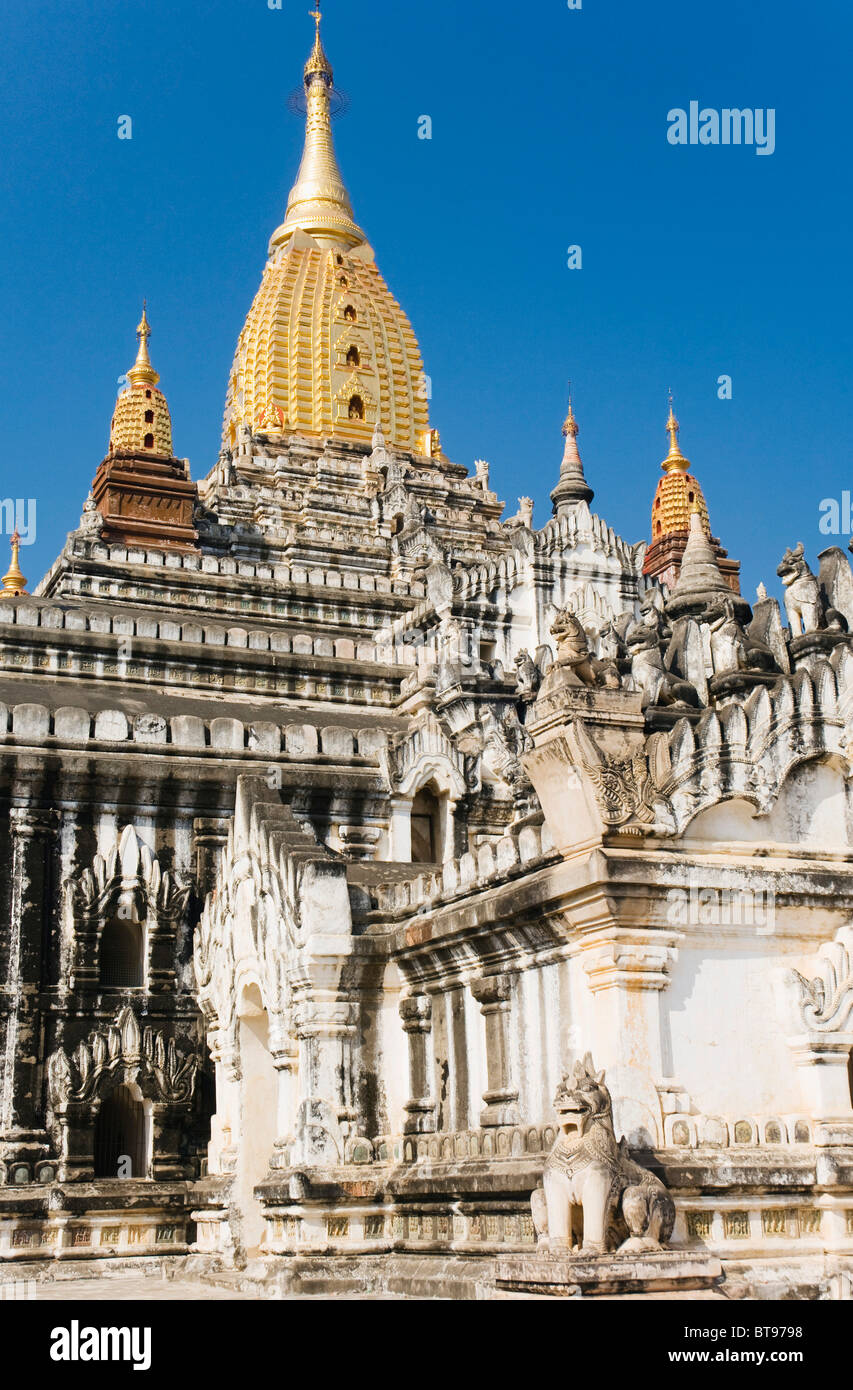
[531, 1055, 675, 1255]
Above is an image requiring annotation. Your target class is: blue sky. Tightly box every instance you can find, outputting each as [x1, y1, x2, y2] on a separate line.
[1, 0, 851, 601]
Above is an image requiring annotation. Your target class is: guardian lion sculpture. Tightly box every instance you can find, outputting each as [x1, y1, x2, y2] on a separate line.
[531, 1055, 675, 1255]
[777, 543, 823, 636]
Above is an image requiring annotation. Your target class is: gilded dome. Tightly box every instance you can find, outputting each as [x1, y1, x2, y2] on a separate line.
[109, 308, 174, 457]
[222, 13, 431, 456]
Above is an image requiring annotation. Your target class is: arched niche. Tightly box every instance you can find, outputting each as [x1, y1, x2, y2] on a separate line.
[94, 1082, 150, 1179]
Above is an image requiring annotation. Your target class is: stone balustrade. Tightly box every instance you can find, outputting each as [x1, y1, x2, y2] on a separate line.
[38, 537, 426, 600]
[0, 701, 388, 760]
[374, 821, 556, 917]
[0, 595, 419, 668]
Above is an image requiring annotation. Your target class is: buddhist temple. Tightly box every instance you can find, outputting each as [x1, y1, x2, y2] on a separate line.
[1, 11, 852, 1304]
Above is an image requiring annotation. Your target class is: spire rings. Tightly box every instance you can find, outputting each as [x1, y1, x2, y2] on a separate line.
[287, 84, 350, 118]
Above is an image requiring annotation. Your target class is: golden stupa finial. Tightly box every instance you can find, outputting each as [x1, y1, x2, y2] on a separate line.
[0, 530, 27, 599]
[271, 5, 364, 250]
[662, 390, 690, 473]
[562, 380, 578, 438]
[127, 302, 160, 388]
[305, 2, 332, 81]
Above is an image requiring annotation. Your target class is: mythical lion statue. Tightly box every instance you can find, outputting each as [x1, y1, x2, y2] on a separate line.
[777, 543, 823, 636]
[531, 1054, 675, 1256]
[550, 611, 620, 689]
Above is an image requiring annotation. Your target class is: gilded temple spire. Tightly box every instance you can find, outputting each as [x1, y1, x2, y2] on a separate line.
[662, 391, 690, 474]
[305, 5, 333, 80]
[127, 303, 160, 389]
[270, 7, 365, 250]
[644, 391, 741, 593]
[0, 530, 27, 599]
[109, 308, 173, 456]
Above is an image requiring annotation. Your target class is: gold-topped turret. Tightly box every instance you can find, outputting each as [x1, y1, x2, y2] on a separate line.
[270, 5, 365, 251]
[0, 530, 27, 599]
[661, 393, 691, 474]
[649, 396, 709, 538]
[223, 9, 431, 454]
[644, 393, 740, 594]
[109, 307, 173, 455]
[127, 303, 159, 388]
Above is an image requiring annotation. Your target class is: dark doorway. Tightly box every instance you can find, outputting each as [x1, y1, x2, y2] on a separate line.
[99, 919, 144, 987]
[411, 787, 440, 864]
[94, 1085, 149, 1179]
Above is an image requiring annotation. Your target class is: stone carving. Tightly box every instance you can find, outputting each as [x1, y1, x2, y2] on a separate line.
[626, 597, 701, 710]
[705, 595, 778, 679]
[480, 704, 539, 816]
[47, 1007, 198, 1107]
[570, 719, 670, 829]
[550, 610, 620, 689]
[531, 1055, 675, 1254]
[77, 491, 103, 537]
[820, 548, 853, 631]
[383, 711, 471, 798]
[777, 544, 824, 635]
[790, 926, 853, 1033]
[66, 824, 191, 924]
[513, 648, 541, 702]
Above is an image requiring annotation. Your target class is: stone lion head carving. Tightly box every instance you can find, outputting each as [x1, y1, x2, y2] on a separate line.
[553, 1053, 612, 1137]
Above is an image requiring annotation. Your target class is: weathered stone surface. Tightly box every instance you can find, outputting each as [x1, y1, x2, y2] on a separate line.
[494, 1249, 723, 1296]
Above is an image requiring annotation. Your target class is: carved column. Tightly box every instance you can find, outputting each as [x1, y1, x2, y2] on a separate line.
[0, 807, 57, 1172]
[441, 798, 458, 864]
[581, 929, 682, 1146]
[269, 1024, 300, 1164]
[208, 1034, 240, 1176]
[400, 995, 436, 1133]
[192, 817, 230, 900]
[291, 982, 359, 1163]
[389, 796, 412, 862]
[470, 974, 520, 1127]
[789, 1034, 853, 1120]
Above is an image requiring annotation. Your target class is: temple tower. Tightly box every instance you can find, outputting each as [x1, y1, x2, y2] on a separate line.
[642, 397, 739, 593]
[91, 307, 198, 551]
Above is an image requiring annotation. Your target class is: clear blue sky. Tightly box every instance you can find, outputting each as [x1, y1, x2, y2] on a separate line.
[1, 0, 851, 602]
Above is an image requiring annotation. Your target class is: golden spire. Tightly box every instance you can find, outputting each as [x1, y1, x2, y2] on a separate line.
[110, 307, 174, 454]
[0, 530, 27, 599]
[305, 4, 332, 79]
[127, 302, 160, 388]
[270, 7, 365, 250]
[562, 388, 579, 439]
[662, 391, 690, 473]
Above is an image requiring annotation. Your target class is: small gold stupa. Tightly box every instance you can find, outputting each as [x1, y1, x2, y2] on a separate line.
[0, 529, 27, 598]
